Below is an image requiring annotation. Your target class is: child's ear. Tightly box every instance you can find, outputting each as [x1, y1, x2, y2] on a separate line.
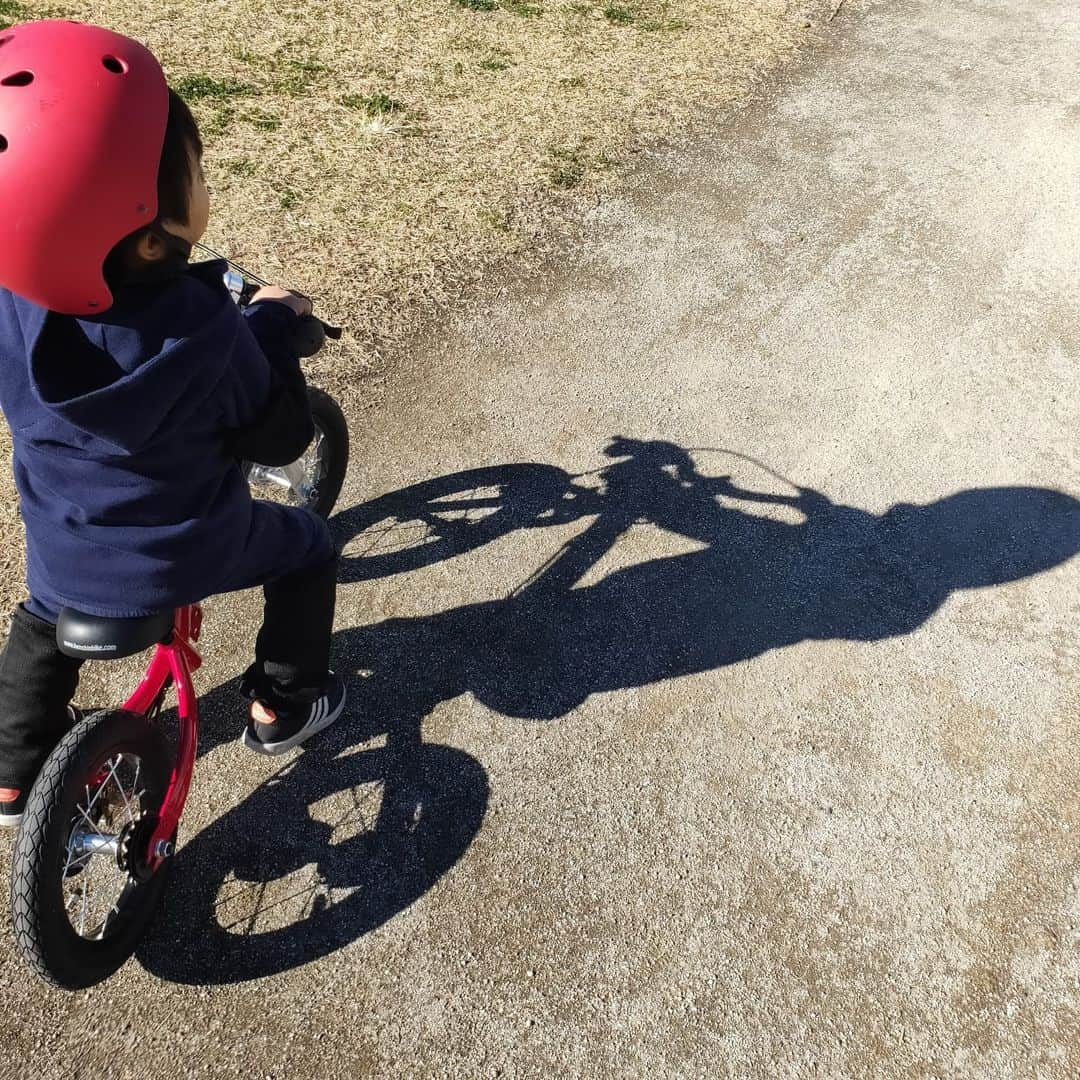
[132, 228, 168, 264]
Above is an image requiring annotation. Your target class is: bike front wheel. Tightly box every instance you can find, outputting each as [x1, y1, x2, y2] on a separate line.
[245, 386, 349, 519]
[11, 709, 172, 990]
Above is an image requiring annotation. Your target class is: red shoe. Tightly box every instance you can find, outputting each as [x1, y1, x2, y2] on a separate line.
[0, 786, 28, 829]
[0, 706, 82, 828]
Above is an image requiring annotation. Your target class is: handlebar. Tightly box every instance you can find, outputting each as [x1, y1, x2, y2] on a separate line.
[222, 268, 342, 357]
[293, 314, 343, 357]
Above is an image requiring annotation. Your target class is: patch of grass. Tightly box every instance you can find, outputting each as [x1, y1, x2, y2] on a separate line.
[603, 3, 636, 24]
[549, 143, 588, 189]
[455, 0, 498, 10]
[273, 67, 326, 96]
[223, 157, 257, 177]
[276, 57, 329, 93]
[0, 0, 62, 25]
[181, 77, 261, 138]
[246, 109, 282, 132]
[559, 74, 586, 88]
[173, 74, 256, 102]
[278, 188, 301, 210]
[479, 206, 512, 233]
[286, 57, 329, 75]
[341, 92, 407, 117]
[640, 2, 687, 31]
[451, 35, 513, 71]
[202, 104, 238, 138]
[501, 0, 543, 15]
[341, 92, 421, 136]
[225, 48, 330, 97]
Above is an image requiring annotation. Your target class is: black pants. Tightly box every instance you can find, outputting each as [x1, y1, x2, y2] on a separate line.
[0, 555, 338, 791]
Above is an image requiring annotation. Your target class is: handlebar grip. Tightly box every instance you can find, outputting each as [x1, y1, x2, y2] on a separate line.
[293, 314, 328, 357]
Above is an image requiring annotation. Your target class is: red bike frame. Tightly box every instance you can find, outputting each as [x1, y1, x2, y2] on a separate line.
[121, 604, 203, 872]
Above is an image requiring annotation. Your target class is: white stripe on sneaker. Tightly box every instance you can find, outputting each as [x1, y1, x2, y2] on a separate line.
[242, 677, 347, 757]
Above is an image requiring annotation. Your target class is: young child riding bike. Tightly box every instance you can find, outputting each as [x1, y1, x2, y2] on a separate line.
[0, 20, 346, 826]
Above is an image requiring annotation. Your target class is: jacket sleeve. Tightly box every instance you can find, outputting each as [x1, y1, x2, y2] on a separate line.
[240, 300, 305, 382]
[223, 301, 314, 466]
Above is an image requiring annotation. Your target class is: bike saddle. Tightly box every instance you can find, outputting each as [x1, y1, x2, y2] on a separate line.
[56, 608, 174, 660]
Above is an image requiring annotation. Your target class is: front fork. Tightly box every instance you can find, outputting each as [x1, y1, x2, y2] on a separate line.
[122, 604, 204, 873]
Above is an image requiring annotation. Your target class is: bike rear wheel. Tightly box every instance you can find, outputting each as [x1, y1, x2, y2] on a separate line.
[11, 709, 171, 989]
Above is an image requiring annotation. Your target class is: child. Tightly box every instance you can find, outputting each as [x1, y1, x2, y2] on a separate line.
[0, 20, 346, 825]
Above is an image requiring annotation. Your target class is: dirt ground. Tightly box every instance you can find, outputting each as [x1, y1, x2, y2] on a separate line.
[1, 0, 1079, 1076]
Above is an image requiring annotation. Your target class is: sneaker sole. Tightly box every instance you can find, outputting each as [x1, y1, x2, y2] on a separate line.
[242, 687, 347, 757]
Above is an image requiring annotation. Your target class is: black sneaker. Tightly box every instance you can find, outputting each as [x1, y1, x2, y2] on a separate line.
[242, 674, 346, 756]
[0, 706, 83, 829]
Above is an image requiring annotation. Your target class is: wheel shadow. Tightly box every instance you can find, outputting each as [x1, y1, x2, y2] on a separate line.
[139, 437, 1080, 984]
[140, 714, 486, 984]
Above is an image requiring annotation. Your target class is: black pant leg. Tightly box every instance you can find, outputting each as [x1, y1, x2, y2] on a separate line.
[241, 555, 337, 708]
[0, 604, 83, 789]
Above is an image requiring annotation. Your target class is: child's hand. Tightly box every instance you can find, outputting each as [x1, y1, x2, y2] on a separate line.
[249, 286, 313, 317]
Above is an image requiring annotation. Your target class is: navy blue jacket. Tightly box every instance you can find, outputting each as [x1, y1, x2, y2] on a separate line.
[0, 260, 313, 618]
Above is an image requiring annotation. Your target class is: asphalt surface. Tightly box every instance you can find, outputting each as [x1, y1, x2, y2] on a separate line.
[2, 0, 1079, 1076]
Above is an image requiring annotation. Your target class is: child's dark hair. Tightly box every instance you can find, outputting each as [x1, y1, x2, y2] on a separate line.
[103, 89, 202, 285]
[155, 89, 203, 223]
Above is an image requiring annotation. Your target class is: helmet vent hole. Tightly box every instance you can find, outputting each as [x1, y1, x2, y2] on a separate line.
[0, 135, 7, 152]
[0, 36, 13, 48]
[102, 55, 127, 75]
[1, 71, 33, 87]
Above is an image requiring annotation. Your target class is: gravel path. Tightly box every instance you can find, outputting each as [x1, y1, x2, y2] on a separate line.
[1, 1, 1077, 1075]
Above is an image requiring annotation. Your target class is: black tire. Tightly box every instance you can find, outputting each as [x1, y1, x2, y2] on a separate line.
[11, 710, 172, 990]
[305, 386, 349, 518]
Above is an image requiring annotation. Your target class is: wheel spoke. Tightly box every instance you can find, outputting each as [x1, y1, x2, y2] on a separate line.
[64, 848, 95, 875]
[112, 761, 135, 825]
[74, 802, 108, 840]
[58, 751, 149, 941]
[82, 757, 116, 818]
[125, 760, 142, 823]
[78, 870, 89, 936]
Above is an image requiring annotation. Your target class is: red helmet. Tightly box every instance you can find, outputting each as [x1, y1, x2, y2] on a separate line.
[0, 21, 168, 314]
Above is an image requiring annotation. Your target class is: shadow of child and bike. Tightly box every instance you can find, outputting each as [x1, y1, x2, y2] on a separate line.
[139, 437, 1080, 983]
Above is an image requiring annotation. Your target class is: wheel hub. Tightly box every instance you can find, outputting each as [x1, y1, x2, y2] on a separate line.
[117, 814, 159, 883]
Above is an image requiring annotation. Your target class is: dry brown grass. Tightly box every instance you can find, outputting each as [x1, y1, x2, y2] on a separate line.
[0, 0, 832, 614]
[10, 0, 828, 353]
